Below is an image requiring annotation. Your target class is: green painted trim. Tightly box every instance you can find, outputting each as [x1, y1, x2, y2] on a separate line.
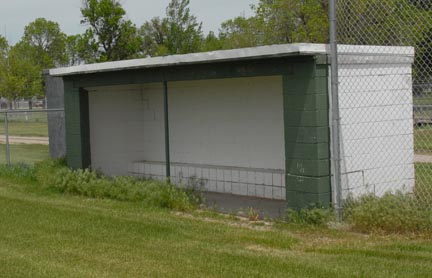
[284, 94, 328, 111]
[64, 81, 91, 169]
[284, 110, 329, 127]
[286, 158, 330, 177]
[314, 54, 330, 65]
[285, 142, 329, 160]
[286, 175, 331, 194]
[283, 57, 331, 209]
[69, 56, 315, 89]
[284, 127, 329, 144]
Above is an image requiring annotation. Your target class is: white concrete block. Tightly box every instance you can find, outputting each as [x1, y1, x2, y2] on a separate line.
[273, 187, 283, 200]
[222, 170, 231, 182]
[224, 182, 232, 193]
[256, 185, 265, 198]
[239, 171, 248, 184]
[232, 183, 241, 195]
[273, 174, 282, 187]
[247, 171, 255, 184]
[239, 183, 248, 196]
[264, 173, 273, 186]
[256, 172, 264, 185]
[248, 184, 256, 196]
[217, 181, 225, 193]
[264, 186, 273, 199]
[232, 170, 240, 182]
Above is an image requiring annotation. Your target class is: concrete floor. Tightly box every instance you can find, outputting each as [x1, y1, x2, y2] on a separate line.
[203, 192, 287, 220]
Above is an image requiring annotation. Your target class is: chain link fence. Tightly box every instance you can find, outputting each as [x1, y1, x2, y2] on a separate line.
[334, 0, 432, 210]
[0, 109, 64, 165]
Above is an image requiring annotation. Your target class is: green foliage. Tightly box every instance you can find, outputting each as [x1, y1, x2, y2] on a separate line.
[0, 18, 68, 99]
[80, 0, 143, 62]
[140, 0, 203, 56]
[22, 18, 67, 68]
[0, 42, 44, 99]
[30, 159, 198, 211]
[286, 205, 334, 226]
[217, 0, 329, 50]
[345, 192, 432, 233]
[219, 17, 263, 49]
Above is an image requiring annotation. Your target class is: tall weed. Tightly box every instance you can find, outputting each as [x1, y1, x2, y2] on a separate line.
[345, 192, 432, 233]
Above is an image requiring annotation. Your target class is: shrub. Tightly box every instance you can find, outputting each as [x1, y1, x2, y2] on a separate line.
[286, 205, 334, 226]
[1, 159, 200, 211]
[345, 192, 432, 233]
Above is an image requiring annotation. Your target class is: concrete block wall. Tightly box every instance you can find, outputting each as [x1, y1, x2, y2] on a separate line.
[89, 76, 287, 200]
[283, 58, 332, 208]
[337, 46, 415, 198]
[129, 161, 286, 200]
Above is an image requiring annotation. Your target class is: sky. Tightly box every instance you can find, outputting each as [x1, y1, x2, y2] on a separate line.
[0, 0, 259, 45]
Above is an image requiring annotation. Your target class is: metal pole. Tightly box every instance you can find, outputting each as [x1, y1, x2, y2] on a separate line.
[163, 81, 171, 179]
[4, 112, 11, 166]
[329, 0, 343, 220]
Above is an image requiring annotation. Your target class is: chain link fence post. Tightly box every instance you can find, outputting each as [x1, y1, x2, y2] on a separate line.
[4, 111, 11, 166]
[329, 0, 343, 220]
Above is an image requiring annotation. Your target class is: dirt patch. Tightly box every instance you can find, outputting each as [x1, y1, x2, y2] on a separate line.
[0, 136, 49, 145]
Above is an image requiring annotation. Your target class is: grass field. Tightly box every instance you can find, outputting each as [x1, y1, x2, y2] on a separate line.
[0, 112, 48, 137]
[415, 126, 432, 154]
[0, 121, 48, 137]
[0, 180, 431, 278]
[0, 144, 49, 164]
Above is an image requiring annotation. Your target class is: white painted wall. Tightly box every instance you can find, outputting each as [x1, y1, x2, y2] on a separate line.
[88, 76, 286, 199]
[337, 51, 415, 198]
[88, 83, 165, 175]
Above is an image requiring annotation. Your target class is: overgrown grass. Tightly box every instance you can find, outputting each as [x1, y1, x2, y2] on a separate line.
[345, 192, 432, 234]
[286, 206, 334, 226]
[1, 168, 432, 277]
[1, 159, 201, 211]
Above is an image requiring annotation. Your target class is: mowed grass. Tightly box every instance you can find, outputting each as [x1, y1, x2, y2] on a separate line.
[415, 126, 432, 154]
[0, 180, 432, 277]
[0, 112, 48, 137]
[0, 121, 48, 137]
[0, 144, 49, 164]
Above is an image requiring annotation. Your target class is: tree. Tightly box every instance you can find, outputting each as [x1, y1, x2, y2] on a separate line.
[140, 0, 203, 56]
[0, 36, 7, 58]
[164, 0, 203, 54]
[22, 18, 67, 68]
[219, 16, 263, 49]
[140, 17, 169, 57]
[80, 0, 143, 62]
[337, 0, 432, 46]
[218, 0, 329, 50]
[0, 42, 43, 101]
[202, 31, 224, 51]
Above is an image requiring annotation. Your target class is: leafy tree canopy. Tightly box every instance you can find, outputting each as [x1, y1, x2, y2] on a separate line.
[22, 18, 68, 68]
[80, 0, 143, 62]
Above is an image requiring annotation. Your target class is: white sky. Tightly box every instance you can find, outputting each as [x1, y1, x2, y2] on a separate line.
[0, 0, 259, 45]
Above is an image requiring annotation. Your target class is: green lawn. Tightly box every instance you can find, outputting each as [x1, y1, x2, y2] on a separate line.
[414, 95, 432, 105]
[0, 121, 48, 137]
[0, 180, 432, 277]
[0, 144, 49, 165]
[415, 127, 432, 154]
